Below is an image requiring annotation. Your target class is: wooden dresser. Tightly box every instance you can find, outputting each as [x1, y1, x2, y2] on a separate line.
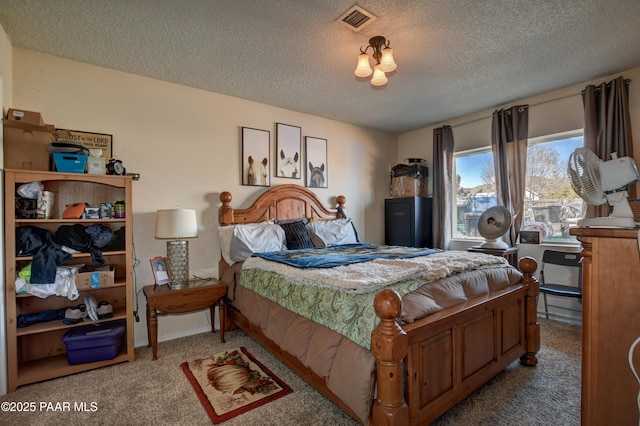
[570, 227, 640, 425]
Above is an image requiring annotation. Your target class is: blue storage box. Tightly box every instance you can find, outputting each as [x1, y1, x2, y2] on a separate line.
[62, 320, 125, 365]
[52, 152, 87, 173]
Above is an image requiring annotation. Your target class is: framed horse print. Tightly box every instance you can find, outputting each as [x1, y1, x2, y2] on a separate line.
[241, 127, 270, 187]
[276, 123, 301, 179]
[305, 136, 328, 188]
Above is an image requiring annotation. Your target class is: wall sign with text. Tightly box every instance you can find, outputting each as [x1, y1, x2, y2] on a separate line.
[53, 129, 113, 158]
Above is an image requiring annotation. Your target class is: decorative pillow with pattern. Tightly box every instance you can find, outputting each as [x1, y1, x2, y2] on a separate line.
[278, 219, 315, 250]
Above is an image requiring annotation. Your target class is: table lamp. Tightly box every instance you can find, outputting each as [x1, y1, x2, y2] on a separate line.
[155, 209, 198, 287]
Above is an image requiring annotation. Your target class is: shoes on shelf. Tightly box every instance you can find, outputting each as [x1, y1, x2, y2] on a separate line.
[97, 301, 114, 320]
[63, 304, 86, 325]
[62, 300, 113, 325]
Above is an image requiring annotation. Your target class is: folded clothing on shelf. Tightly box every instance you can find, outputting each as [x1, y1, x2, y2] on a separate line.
[17, 307, 66, 327]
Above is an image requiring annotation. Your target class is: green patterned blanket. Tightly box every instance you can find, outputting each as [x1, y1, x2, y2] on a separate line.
[241, 250, 511, 349]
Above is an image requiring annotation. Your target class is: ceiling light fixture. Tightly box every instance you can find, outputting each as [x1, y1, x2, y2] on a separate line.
[354, 35, 397, 87]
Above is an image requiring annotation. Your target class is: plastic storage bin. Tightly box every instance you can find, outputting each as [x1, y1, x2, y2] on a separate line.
[52, 152, 87, 173]
[62, 320, 125, 365]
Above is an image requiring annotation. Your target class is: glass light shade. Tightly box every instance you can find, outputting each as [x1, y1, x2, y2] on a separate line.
[370, 65, 388, 87]
[155, 209, 198, 239]
[354, 53, 373, 78]
[379, 47, 397, 73]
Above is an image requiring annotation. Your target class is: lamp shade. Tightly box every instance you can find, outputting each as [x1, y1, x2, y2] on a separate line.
[354, 53, 373, 78]
[155, 209, 198, 239]
[379, 47, 397, 73]
[370, 65, 388, 87]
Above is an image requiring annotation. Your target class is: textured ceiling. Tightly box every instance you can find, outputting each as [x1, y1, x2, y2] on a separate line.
[2, 0, 640, 134]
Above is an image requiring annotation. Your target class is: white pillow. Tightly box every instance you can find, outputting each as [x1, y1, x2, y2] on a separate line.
[306, 218, 358, 247]
[218, 225, 235, 266]
[230, 222, 286, 262]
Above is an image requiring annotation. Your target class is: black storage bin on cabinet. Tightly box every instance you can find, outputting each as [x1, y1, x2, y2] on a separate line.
[385, 197, 433, 248]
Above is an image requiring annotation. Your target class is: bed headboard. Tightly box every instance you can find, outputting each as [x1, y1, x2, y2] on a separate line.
[217, 184, 346, 277]
[218, 184, 346, 226]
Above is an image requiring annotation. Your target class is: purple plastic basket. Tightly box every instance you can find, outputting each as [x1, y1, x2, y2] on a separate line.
[62, 320, 125, 365]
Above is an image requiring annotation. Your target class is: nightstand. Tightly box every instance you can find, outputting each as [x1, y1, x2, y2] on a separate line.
[143, 278, 227, 360]
[467, 246, 519, 267]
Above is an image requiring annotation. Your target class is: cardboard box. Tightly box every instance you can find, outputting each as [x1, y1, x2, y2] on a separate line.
[3, 109, 54, 171]
[62, 320, 125, 365]
[7, 108, 46, 126]
[75, 266, 115, 290]
[390, 163, 429, 197]
[391, 176, 428, 197]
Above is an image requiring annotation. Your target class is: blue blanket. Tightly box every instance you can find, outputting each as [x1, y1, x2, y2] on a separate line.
[252, 243, 442, 268]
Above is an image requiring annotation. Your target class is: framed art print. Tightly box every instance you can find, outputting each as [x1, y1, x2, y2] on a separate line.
[150, 256, 172, 288]
[53, 128, 113, 160]
[276, 123, 301, 179]
[305, 136, 327, 188]
[242, 127, 270, 187]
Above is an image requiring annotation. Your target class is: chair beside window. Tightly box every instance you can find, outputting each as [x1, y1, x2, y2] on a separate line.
[539, 249, 582, 321]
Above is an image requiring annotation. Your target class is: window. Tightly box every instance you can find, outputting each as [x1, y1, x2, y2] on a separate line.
[453, 131, 584, 243]
[454, 148, 496, 239]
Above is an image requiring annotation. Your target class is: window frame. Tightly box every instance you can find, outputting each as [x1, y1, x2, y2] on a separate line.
[451, 130, 584, 245]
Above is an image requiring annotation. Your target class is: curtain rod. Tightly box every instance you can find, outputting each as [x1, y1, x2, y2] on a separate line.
[580, 78, 631, 94]
[450, 78, 632, 130]
[450, 93, 576, 129]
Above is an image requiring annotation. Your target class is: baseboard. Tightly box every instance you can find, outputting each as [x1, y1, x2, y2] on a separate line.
[537, 311, 581, 325]
[134, 325, 216, 348]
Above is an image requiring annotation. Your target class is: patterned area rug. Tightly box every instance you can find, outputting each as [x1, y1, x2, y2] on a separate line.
[181, 347, 293, 424]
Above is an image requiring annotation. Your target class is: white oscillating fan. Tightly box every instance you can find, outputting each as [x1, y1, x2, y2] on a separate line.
[477, 205, 512, 249]
[568, 148, 640, 228]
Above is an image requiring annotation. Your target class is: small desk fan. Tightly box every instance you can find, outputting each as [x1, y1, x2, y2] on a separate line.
[568, 148, 640, 228]
[477, 205, 512, 249]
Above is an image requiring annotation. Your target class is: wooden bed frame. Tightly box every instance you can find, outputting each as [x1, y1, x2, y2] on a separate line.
[218, 184, 540, 425]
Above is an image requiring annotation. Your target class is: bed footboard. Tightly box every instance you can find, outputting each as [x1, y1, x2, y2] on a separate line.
[370, 256, 539, 426]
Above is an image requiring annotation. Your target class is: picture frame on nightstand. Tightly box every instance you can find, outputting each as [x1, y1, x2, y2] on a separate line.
[150, 256, 172, 288]
[519, 230, 541, 244]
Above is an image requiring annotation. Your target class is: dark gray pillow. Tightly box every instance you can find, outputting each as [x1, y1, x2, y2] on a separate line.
[278, 219, 314, 250]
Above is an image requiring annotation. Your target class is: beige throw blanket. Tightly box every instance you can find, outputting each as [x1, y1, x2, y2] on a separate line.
[242, 250, 508, 295]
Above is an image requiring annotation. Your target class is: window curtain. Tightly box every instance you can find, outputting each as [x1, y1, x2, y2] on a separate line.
[491, 106, 529, 247]
[432, 125, 454, 249]
[582, 76, 634, 218]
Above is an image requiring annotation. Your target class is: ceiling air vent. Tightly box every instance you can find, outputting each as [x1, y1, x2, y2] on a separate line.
[338, 6, 377, 32]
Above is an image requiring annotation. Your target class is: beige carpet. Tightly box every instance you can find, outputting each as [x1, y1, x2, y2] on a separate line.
[0, 318, 580, 425]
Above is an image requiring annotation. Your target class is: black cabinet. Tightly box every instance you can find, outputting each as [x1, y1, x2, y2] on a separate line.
[385, 197, 433, 247]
